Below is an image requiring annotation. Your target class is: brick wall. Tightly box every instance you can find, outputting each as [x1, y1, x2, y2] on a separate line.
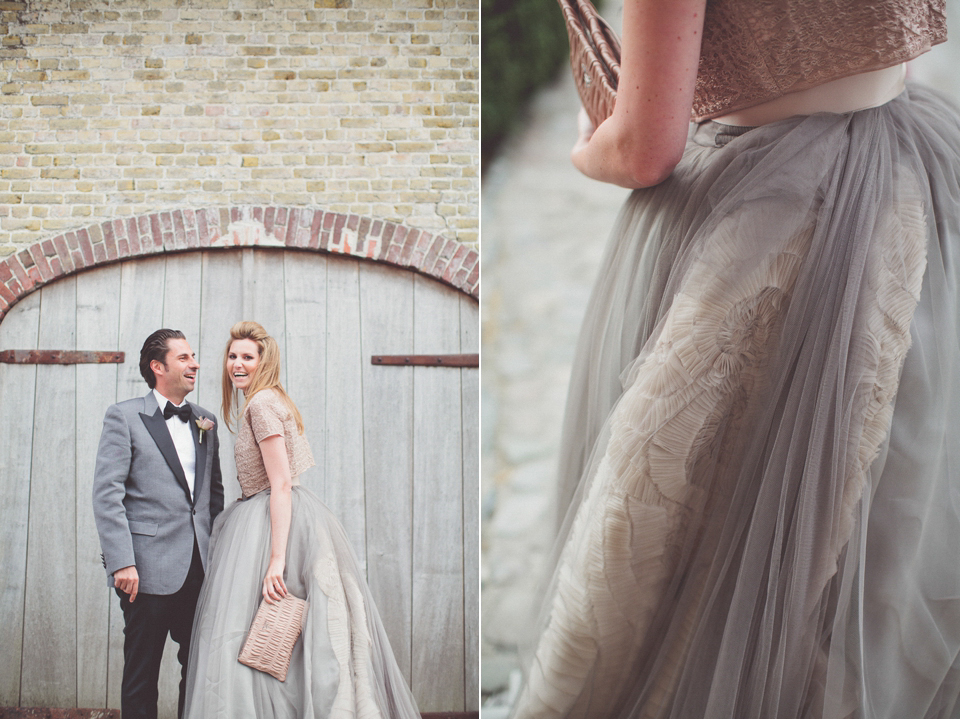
[0, 0, 479, 256]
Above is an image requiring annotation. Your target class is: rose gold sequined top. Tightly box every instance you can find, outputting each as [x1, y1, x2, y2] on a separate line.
[693, 0, 946, 121]
[235, 388, 315, 498]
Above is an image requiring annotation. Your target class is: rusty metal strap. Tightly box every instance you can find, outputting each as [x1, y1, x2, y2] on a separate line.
[371, 354, 479, 367]
[0, 350, 125, 364]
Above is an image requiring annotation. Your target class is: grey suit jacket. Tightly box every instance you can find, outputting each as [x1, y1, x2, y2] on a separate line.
[92, 391, 224, 595]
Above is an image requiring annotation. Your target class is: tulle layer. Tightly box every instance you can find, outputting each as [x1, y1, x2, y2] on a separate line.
[183, 486, 420, 719]
[512, 85, 960, 719]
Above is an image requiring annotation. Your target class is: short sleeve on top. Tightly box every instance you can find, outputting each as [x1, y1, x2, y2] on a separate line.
[247, 392, 284, 443]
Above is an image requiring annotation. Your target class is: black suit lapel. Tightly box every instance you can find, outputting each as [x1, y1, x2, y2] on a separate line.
[140, 407, 192, 502]
[190, 408, 208, 505]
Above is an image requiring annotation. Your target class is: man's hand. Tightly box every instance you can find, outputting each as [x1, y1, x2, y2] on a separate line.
[113, 565, 140, 602]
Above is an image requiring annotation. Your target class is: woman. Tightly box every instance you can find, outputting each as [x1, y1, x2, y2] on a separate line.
[183, 321, 420, 718]
[510, 1, 960, 717]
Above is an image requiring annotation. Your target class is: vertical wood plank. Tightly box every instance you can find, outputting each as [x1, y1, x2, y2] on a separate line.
[160, 254, 203, 403]
[149, 253, 210, 719]
[410, 275, 464, 711]
[199, 251, 244, 502]
[76, 264, 122, 708]
[21, 278, 78, 707]
[324, 257, 366, 566]
[158, 252, 207, 719]
[107, 585, 125, 711]
[109, 256, 167, 709]
[116, 257, 167, 402]
[282, 252, 326, 497]
[247, 250, 288, 387]
[359, 265, 415, 681]
[460, 296, 480, 710]
[0, 291, 40, 705]
[161, 254, 208, 719]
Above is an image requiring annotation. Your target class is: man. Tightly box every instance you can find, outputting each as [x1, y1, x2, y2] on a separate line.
[93, 329, 223, 719]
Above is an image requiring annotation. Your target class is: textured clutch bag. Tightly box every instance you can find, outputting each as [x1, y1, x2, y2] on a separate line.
[238, 594, 308, 682]
[558, 0, 622, 127]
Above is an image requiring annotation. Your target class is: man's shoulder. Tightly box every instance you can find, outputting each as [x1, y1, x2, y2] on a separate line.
[110, 394, 148, 414]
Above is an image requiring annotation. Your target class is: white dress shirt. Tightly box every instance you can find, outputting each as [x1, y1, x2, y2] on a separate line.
[153, 388, 197, 499]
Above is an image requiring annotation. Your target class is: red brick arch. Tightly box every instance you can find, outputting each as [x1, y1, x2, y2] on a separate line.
[0, 206, 479, 322]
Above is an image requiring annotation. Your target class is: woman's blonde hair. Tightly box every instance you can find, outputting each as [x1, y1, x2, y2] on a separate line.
[221, 321, 305, 434]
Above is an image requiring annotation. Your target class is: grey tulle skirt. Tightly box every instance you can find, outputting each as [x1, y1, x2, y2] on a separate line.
[182, 486, 420, 719]
[512, 84, 960, 719]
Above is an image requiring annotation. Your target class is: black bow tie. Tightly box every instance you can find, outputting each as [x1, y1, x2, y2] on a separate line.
[163, 401, 191, 423]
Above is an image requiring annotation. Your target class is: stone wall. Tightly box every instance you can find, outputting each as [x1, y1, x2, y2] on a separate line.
[0, 0, 478, 256]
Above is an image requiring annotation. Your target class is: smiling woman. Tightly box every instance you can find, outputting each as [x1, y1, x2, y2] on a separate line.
[225, 339, 259, 393]
[183, 321, 422, 718]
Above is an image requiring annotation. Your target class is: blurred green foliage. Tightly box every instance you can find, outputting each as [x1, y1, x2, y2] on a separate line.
[481, 0, 570, 170]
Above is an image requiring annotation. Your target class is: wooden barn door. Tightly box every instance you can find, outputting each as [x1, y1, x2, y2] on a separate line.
[0, 248, 478, 715]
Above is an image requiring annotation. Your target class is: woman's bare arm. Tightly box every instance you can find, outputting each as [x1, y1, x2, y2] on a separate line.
[260, 433, 292, 603]
[571, 0, 707, 187]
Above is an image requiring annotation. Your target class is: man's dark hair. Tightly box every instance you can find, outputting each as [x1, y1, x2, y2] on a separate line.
[139, 329, 186, 389]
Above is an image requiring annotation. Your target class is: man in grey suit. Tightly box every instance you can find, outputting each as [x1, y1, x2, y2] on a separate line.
[93, 329, 224, 719]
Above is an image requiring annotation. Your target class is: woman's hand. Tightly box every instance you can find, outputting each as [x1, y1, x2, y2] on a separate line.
[263, 557, 287, 604]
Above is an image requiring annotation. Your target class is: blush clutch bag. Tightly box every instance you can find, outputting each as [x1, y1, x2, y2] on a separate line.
[557, 0, 622, 127]
[238, 594, 308, 682]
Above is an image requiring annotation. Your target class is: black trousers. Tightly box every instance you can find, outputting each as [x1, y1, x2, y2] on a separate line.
[116, 539, 204, 719]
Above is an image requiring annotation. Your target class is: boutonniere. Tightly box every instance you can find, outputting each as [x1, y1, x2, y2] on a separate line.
[196, 417, 215, 443]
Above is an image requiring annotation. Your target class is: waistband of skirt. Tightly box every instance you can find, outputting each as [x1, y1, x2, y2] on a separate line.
[710, 63, 906, 128]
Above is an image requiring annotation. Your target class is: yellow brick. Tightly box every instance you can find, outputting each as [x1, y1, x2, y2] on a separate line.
[31, 95, 68, 106]
[146, 143, 184, 154]
[242, 157, 258, 167]
[23, 193, 62, 204]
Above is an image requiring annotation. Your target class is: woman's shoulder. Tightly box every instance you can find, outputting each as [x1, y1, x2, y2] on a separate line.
[247, 386, 282, 406]
[245, 388, 291, 420]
